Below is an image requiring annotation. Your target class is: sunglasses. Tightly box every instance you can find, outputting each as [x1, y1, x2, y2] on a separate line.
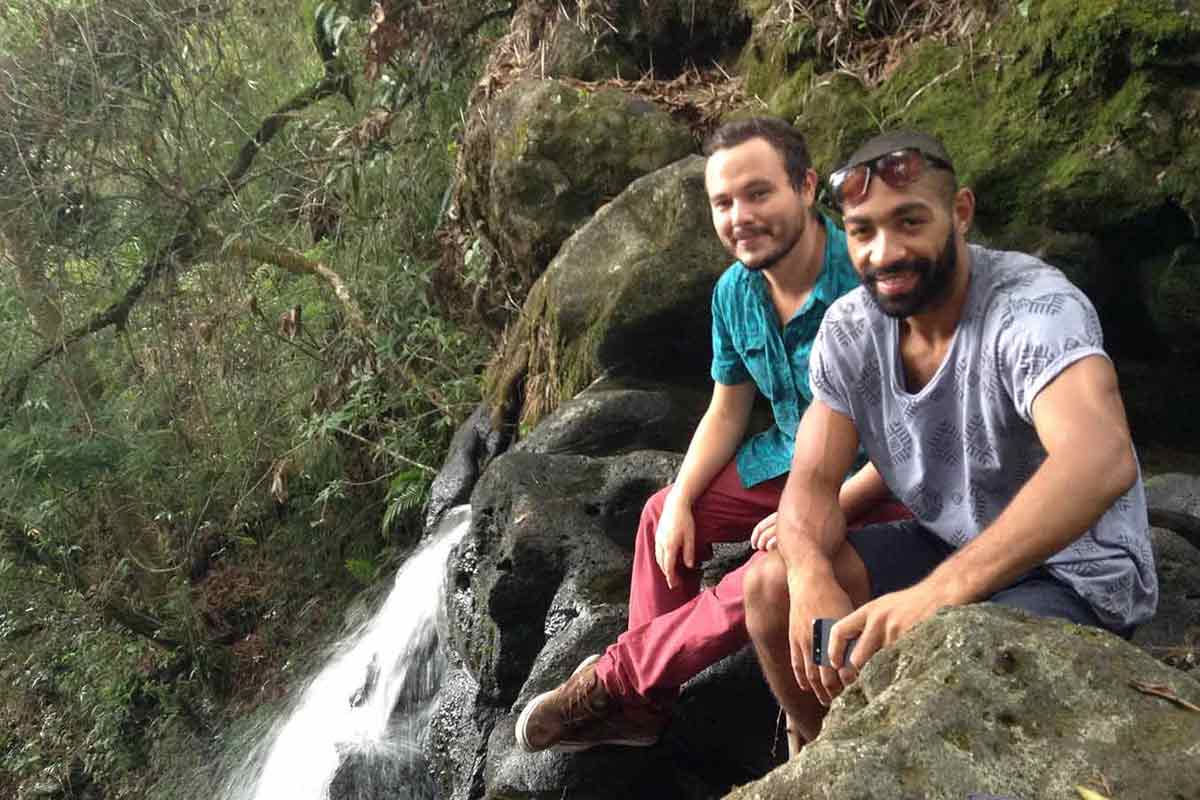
[828, 148, 954, 210]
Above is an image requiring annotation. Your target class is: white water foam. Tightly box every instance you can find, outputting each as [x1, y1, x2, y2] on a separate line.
[221, 505, 470, 800]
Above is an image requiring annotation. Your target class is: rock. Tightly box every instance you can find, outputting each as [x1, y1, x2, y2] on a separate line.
[486, 155, 731, 428]
[670, 647, 788, 785]
[1145, 244, 1200, 356]
[1132, 528, 1200, 672]
[1145, 472, 1200, 552]
[443, 449, 680, 704]
[425, 403, 513, 532]
[458, 78, 695, 290]
[743, 1, 1200, 359]
[514, 377, 709, 458]
[427, 665, 504, 800]
[432, 447, 789, 798]
[328, 747, 435, 800]
[595, 0, 752, 77]
[726, 604, 1200, 800]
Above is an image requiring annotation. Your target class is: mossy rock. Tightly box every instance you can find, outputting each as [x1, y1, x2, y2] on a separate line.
[737, 0, 824, 102]
[485, 155, 730, 429]
[728, 604, 1200, 800]
[745, 0, 1200, 355]
[459, 78, 696, 293]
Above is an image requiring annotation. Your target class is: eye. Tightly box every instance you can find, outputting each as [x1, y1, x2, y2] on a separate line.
[847, 225, 872, 241]
[749, 187, 769, 201]
[901, 216, 925, 230]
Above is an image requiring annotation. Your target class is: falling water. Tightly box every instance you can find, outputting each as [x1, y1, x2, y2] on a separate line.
[220, 505, 471, 800]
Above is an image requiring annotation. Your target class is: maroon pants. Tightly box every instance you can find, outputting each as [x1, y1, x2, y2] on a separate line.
[594, 461, 906, 707]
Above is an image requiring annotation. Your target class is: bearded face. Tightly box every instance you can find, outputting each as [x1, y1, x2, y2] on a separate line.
[860, 228, 958, 318]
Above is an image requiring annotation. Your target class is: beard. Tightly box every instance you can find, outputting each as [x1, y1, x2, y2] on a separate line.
[861, 229, 957, 318]
[735, 213, 806, 273]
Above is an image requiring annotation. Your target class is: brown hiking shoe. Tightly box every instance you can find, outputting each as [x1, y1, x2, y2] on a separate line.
[515, 655, 666, 753]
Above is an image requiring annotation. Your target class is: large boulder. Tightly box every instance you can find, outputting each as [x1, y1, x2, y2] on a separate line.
[430, 448, 787, 799]
[443, 450, 679, 703]
[727, 604, 1200, 800]
[486, 154, 731, 428]
[513, 377, 710, 458]
[458, 78, 696, 294]
[743, 0, 1200, 361]
[431, 449, 678, 797]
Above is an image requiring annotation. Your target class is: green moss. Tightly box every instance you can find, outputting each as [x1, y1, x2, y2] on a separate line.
[762, 62, 815, 122]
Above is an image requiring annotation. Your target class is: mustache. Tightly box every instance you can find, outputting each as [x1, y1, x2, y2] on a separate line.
[864, 258, 932, 281]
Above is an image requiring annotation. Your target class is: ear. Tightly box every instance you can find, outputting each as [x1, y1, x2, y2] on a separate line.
[952, 186, 975, 236]
[801, 167, 819, 206]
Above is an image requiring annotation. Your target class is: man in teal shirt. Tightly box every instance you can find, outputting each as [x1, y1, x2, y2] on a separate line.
[710, 209, 863, 488]
[516, 118, 899, 754]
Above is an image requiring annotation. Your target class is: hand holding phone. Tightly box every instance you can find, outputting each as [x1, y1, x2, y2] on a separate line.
[812, 617, 857, 668]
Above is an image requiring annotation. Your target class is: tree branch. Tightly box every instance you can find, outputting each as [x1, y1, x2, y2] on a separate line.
[1, 56, 355, 418]
[210, 224, 369, 333]
[210, 69, 352, 201]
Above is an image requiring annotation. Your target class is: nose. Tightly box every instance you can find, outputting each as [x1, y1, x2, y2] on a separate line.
[865, 229, 906, 270]
[730, 199, 755, 227]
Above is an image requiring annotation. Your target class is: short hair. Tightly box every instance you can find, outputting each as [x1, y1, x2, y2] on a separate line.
[703, 117, 812, 195]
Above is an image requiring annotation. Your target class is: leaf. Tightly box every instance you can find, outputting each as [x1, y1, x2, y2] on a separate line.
[1076, 788, 1110, 800]
[1129, 679, 1200, 712]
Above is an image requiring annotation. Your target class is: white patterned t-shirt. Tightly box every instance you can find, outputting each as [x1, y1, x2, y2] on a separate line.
[809, 244, 1157, 629]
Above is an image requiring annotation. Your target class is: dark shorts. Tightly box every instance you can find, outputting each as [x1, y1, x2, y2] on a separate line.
[846, 520, 1125, 636]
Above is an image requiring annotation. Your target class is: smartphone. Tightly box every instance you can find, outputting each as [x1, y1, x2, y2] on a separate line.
[812, 617, 857, 668]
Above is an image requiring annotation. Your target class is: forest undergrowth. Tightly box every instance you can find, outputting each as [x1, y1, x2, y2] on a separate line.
[0, 1, 510, 795]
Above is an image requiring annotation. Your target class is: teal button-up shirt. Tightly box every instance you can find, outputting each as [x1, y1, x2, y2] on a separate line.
[710, 215, 860, 488]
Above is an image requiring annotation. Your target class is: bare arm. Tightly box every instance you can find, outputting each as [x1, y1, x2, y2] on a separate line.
[770, 400, 863, 702]
[655, 380, 756, 588]
[837, 461, 891, 523]
[835, 355, 1137, 669]
[774, 399, 863, 572]
[922, 354, 1136, 602]
[750, 460, 890, 550]
[667, 380, 757, 506]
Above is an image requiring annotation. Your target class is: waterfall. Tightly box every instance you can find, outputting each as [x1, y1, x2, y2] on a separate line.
[220, 505, 470, 800]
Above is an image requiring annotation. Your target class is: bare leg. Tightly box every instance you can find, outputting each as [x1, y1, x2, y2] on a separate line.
[745, 545, 872, 750]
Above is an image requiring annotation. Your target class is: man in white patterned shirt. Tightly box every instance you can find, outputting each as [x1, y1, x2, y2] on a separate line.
[742, 130, 1157, 751]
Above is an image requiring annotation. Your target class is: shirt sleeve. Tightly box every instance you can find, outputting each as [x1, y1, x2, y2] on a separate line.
[808, 320, 852, 416]
[997, 288, 1108, 423]
[710, 278, 751, 385]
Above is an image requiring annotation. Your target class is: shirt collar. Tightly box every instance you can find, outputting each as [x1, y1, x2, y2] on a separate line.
[809, 213, 846, 308]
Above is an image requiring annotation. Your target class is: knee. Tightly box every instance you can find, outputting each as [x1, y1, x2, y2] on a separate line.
[744, 552, 789, 639]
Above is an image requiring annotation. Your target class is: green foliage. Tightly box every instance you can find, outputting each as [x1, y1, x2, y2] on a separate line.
[0, 0, 496, 796]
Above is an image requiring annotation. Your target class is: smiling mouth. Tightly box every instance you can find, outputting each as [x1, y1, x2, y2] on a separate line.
[871, 269, 920, 295]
